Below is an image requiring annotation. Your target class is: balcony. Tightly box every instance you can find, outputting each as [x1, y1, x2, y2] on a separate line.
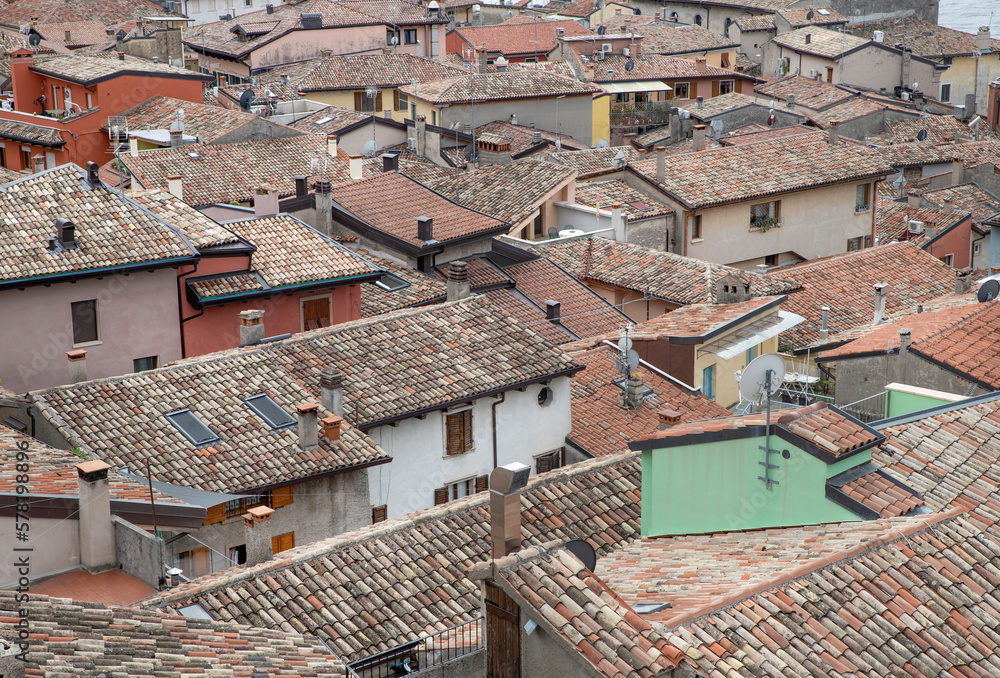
[610, 101, 673, 127]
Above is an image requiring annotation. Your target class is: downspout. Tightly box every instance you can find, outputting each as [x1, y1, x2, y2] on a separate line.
[491, 391, 506, 470]
[24, 402, 35, 438]
[176, 261, 201, 358]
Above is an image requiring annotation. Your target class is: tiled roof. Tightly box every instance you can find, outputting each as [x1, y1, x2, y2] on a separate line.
[401, 158, 576, 227]
[680, 91, 757, 119]
[329, 171, 509, 245]
[0, 0, 178, 25]
[189, 271, 263, 298]
[632, 125, 670, 147]
[480, 288, 575, 344]
[545, 145, 642, 178]
[31, 349, 389, 494]
[217, 59, 320, 103]
[295, 53, 465, 91]
[588, 53, 754, 83]
[573, 179, 673, 220]
[472, 120, 586, 157]
[126, 189, 242, 250]
[863, 140, 969, 167]
[778, 241, 960, 347]
[530, 237, 801, 305]
[120, 135, 329, 206]
[755, 74, 851, 109]
[719, 124, 820, 145]
[0, 25, 71, 55]
[0, 165, 197, 285]
[0, 592, 347, 676]
[502, 257, 631, 340]
[921, 182, 1000, 226]
[433, 255, 513, 290]
[613, 295, 784, 339]
[628, 135, 894, 209]
[189, 215, 380, 302]
[837, 466, 924, 517]
[636, 402, 883, 458]
[558, 0, 597, 18]
[735, 14, 776, 31]
[803, 95, 913, 128]
[117, 95, 267, 143]
[770, 26, 871, 59]
[600, 19, 739, 55]
[875, 196, 969, 245]
[866, 116, 1000, 146]
[597, 515, 932, 625]
[140, 448, 646, 661]
[36, 20, 110, 48]
[398, 70, 601, 105]
[451, 19, 592, 56]
[0, 115, 64, 146]
[31, 52, 209, 85]
[289, 105, 372, 135]
[472, 542, 685, 676]
[565, 344, 729, 457]
[776, 8, 848, 27]
[359, 250, 446, 316]
[673, 0, 797, 9]
[850, 16, 1000, 58]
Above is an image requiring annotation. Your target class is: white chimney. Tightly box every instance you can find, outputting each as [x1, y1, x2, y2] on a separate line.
[611, 202, 625, 241]
[76, 460, 116, 572]
[129, 135, 139, 157]
[818, 306, 830, 343]
[296, 402, 319, 451]
[67, 349, 88, 383]
[327, 133, 338, 157]
[238, 309, 265, 346]
[166, 174, 183, 200]
[873, 282, 889, 324]
[349, 154, 363, 180]
[828, 120, 840, 145]
[320, 368, 344, 417]
[253, 184, 279, 218]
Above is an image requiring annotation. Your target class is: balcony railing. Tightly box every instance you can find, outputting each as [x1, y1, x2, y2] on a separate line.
[610, 101, 673, 127]
[841, 391, 888, 424]
[348, 616, 482, 677]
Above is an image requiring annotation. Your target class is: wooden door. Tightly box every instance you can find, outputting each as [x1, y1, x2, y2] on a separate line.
[485, 582, 520, 678]
[302, 297, 330, 331]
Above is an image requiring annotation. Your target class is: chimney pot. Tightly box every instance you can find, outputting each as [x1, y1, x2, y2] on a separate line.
[898, 327, 911, 352]
[446, 260, 471, 302]
[545, 300, 560, 320]
[253, 184, 278, 218]
[320, 368, 344, 416]
[243, 505, 275, 566]
[296, 402, 319, 451]
[611, 202, 625, 241]
[955, 267, 972, 293]
[321, 415, 343, 441]
[818, 306, 830, 343]
[167, 174, 183, 200]
[695, 57, 706, 73]
[786, 94, 796, 108]
[86, 161, 99, 186]
[327, 133, 338, 158]
[417, 216, 434, 242]
[314, 179, 332, 195]
[56, 217, 76, 246]
[348, 154, 363, 180]
[657, 407, 681, 429]
[117, 51, 125, 60]
[624, 373, 644, 408]
[696, 95, 703, 109]
[532, 130, 542, 144]
[381, 152, 399, 172]
[873, 282, 889, 325]
[906, 188, 923, 208]
[67, 349, 87, 383]
[238, 309, 265, 346]
[828, 120, 839, 145]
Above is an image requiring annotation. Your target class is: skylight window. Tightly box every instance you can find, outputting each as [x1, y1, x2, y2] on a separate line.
[817, 8, 830, 14]
[633, 602, 671, 614]
[244, 393, 297, 430]
[612, 376, 655, 400]
[165, 409, 221, 448]
[314, 116, 335, 125]
[178, 604, 213, 619]
[627, 200, 652, 212]
[374, 272, 410, 292]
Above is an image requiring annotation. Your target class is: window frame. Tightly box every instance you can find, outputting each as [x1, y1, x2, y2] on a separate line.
[244, 393, 297, 431]
[673, 82, 690, 100]
[718, 79, 735, 95]
[689, 213, 702, 241]
[940, 82, 951, 102]
[224, 492, 272, 519]
[133, 356, 158, 372]
[855, 183, 871, 213]
[165, 408, 221, 449]
[750, 200, 780, 230]
[702, 364, 714, 399]
[71, 299, 100, 346]
[403, 28, 417, 44]
[444, 406, 474, 456]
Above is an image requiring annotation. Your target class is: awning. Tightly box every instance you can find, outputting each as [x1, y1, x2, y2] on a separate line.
[114, 468, 246, 508]
[699, 310, 805, 361]
[601, 81, 672, 94]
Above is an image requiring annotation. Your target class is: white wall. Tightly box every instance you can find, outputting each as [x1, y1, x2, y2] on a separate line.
[0, 516, 80, 587]
[367, 377, 572, 519]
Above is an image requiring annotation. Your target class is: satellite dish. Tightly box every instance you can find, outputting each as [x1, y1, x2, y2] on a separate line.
[389, 34, 398, 45]
[738, 354, 786, 406]
[625, 60, 635, 72]
[805, 9, 814, 20]
[612, 148, 626, 169]
[597, 25, 606, 35]
[617, 335, 632, 353]
[978, 279, 1000, 302]
[362, 139, 378, 157]
[891, 173, 906, 191]
[565, 539, 597, 572]
[27, 32, 40, 46]
[238, 89, 255, 110]
[626, 349, 639, 374]
[595, 138, 609, 148]
[916, 129, 927, 141]
[710, 119, 724, 140]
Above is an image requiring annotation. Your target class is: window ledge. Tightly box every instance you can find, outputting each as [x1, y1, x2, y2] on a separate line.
[443, 446, 476, 459]
[72, 340, 102, 348]
[690, 237, 704, 243]
[855, 207, 872, 214]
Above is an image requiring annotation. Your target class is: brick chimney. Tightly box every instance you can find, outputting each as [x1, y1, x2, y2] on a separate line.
[695, 57, 706, 73]
[545, 300, 560, 321]
[167, 174, 183, 200]
[243, 505, 275, 567]
[349, 154, 363, 180]
[898, 327, 911, 352]
[76, 460, 116, 572]
[872, 282, 888, 325]
[489, 462, 531, 559]
[827, 120, 839, 145]
[296, 403, 319, 451]
[476, 47, 488, 74]
[446, 260, 471, 302]
[327, 133, 338, 157]
[67, 349, 87, 383]
[955, 267, 972, 293]
[622, 372, 644, 409]
[253, 184, 278, 218]
[238, 309, 265, 346]
[655, 146, 666, 183]
[320, 368, 344, 416]
[321, 414, 342, 441]
[657, 407, 681, 430]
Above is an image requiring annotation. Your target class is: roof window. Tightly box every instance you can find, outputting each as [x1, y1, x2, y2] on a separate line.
[374, 272, 410, 292]
[165, 409, 221, 448]
[633, 602, 671, 614]
[244, 393, 297, 430]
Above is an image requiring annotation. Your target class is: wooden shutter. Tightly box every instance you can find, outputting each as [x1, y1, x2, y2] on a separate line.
[446, 413, 463, 456]
[204, 503, 225, 525]
[536, 454, 553, 474]
[375, 91, 383, 111]
[393, 89, 400, 111]
[434, 487, 449, 505]
[690, 81, 698, 100]
[272, 531, 295, 554]
[462, 409, 473, 452]
[192, 547, 210, 577]
[372, 504, 388, 523]
[485, 582, 520, 678]
[272, 485, 293, 508]
[475, 475, 489, 493]
[712, 80, 719, 98]
[354, 91, 363, 111]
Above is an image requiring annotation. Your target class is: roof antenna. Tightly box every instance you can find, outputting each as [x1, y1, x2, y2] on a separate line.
[738, 354, 787, 490]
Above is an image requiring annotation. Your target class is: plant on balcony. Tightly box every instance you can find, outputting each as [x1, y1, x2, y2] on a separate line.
[751, 216, 781, 232]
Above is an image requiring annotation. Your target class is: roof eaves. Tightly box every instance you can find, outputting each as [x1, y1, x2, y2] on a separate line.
[666, 295, 788, 345]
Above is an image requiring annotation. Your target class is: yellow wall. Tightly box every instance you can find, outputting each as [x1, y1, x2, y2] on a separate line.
[695, 333, 779, 408]
[592, 93, 610, 146]
[676, 49, 737, 69]
[306, 87, 409, 122]
[939, 54, 1000, 111]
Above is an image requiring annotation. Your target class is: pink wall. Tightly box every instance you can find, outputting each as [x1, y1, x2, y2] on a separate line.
[926, 215, 973, 269]
[0, 269, 182, 393]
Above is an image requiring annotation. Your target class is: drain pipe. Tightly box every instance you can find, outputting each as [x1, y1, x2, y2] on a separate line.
[491, 392, 506, 470]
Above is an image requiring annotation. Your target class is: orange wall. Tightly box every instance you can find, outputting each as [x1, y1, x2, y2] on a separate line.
[926, 215, 973, 270]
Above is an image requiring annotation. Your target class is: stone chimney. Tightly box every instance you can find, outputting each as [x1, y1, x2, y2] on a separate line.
[169, 128, 183, 148]
[489, 462, 531, 559]
[476, 47, 488, 74]
[696, 57, 706, 73]
[296, 403, 319, 451]
[167, 174, 183, 200]
[32, 154, 44, 173]
[243, 505, 275, 567]
[669, 107, 681, 145]
[532, 129, 542, 145]
[655, 146, 666, 183]
[253, 184, 278, 218]
[977, 26, 991, 52]
[327, 133, 338, 157]
[382, 152, 400, 172]
[76, 460, 116, 572]
[907, 189, 923, 208]
[349, 154, 363, 180]
[872, 282, 889, 325]
[818, 306, 830, 343]
[828, 120, 839, 145]
[314, 179, 333, 236]
[951, 160, 964, 186]
[320, 368, 344, 417]
[955, 267, 972, 293]
[545, 300, 560, 321]
[67, 349, 87, 383]
[693, 124, 707, 151]
[416, 114, 427, 157]
[786, 94, 796, 109]
[238, 309, 265, 346]
[940, 200, 954, 214]
[898, 327, 911, 353]
[446, 260, 471, 302]
[321, 415, 343, 441]
[417, 216, 434, 242]
[696, 95, 703, 109]
[611, 202, 625, 241]
[657, 407, 681, 430]
[622, 372, 644, 409]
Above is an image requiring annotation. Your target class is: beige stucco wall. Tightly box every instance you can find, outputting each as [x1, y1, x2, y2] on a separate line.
[303, 87, 410, 122]
[694, 331, 779, 408]
[937, 53, 1000, 112]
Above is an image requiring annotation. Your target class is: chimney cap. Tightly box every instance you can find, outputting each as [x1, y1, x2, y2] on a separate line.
[76, 459, 111, 481]
[296, 402, 319, 415]
[239, 309, 265, 324]
[873, 282, 889, 292]
[320, 367, 344, 388]
[66, 349, 87, 361]
[245, 505, 275, 523]
[490, 462, 530, 495]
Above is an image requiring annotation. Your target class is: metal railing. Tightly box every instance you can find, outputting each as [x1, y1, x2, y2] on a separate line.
[610, 101, 673, 127]
[348, 616, 482, 677]
[841, 391, 888, 423]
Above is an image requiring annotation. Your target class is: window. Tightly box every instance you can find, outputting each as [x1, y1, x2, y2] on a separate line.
[702, 364, 714, 399]
[244, 0, 252, 6]
[224, 492, 273, 519]
[271, 531, 295, 554]
[71, 299, 99, 344]
[432, 110, 436, 126]
[445, 409, 473, 455]
[20, 146, 30, 170]
[535, 448, 564, 473]
[614, 92, 630, 104]
[750, 201, 779, 229]
[0, 145, 6, 168]
[764, 254, 777, 266]
[386, 28, 400, 45]
[941, 253, 954, 266]
[301, 295, 331, 331]
[669, 11, 678, 20]
[847, 235, 873, 251]
[826, 67, 834, 83]
[856, 183, 871, 212]
[434, 478, 475, 505]
[396, 90, 408, 112]
[228, 544, 247, 565]
[177, 547, 211, 577]
[721, 52, 730, 68]
[975, 243, 982, 254]
[165, 409, 221, 448]
[244, 393, 296, 430]
[718, 80, 735, 95]
[694, 13, 702, 25]
[86, 93, 93, 108]
[689, 214, 702, 240]
[133, 356, 158, 372]
[375, 272, 410, 291]
[746, 345, 756, 364]
[724, 17, 731, 37]
[537, 386, 553, 406]
[403, 28, 417, 44]
[941, 83, 951, 102]
[673, 82, 690, 99]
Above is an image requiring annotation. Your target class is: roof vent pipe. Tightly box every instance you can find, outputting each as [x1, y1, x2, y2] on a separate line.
[818, 306, 830, 343]
[898, 327, 911, 352]
[67, 349, 87, 383]
[56, 217, 76, 247]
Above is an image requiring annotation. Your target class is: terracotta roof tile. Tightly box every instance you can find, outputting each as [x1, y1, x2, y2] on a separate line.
[838, 467, 923, 517]
[0, 116, 64, 145]
[481, 288, 576, 344]
[735, 14, 777, 31]
[472, 120, 586, 157]
[775, 8, 848, 27]
[360, 250, 447, 316]
[573, 179, 673, 220]
[116, 95, 269, 142]
[589, 53, 756, 83]
[433, 255, 513, 289]
[545, 145, 643, 178]
[615, 295, 785, 339]
[770, 26, 870, 59]
[850, 16, 1000, 58]
[0, 0, 177, 25]
[875, 196, 968, 245]
[295, 53, 465, 91]
[31, 52, 208, 85]
[451, 19, 592, 56]
[289, 105, 373, 135]
[866, 116, 1000, 145]
[921, 183, 1000, 227]
[398, 69, 601, 105]
[719, 124, 820, 146]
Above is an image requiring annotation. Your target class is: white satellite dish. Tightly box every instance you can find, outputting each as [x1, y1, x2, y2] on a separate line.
[361, 139, 378, 157]
[617, 335, 632, 353]
[612, 148, 626, 169]
[738, 353, 786, 407]
[595, 138, 609, 149]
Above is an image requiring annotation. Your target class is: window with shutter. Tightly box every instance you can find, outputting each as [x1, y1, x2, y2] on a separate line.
[475, 475, 488, 493]
[712, 80, 719, 98]
[271, 531, 295, 554]
[372, 504, 388, 522]
[462, 409, 473, 450]
[536, 454, 553, 473]
[434, 487, 449, 505]
[272, 485, 293, 508]
[446, 409, 473, 455]
[393, 89, 400, 111]
[354, 91, 363, 111]
[204, 503, 225, 525]
[375, 91, 383, 111]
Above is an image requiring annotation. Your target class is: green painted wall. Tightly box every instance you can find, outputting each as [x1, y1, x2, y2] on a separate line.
[885, 390, 953, 419]
[641, 434, 864, 537]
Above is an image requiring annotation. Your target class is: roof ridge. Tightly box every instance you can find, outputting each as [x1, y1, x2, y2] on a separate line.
[909, 298, 997, 348]
[663, 507, 967, 630]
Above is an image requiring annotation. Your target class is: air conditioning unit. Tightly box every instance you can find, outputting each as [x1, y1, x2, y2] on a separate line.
[907, 220, 925, 234]
[407, 137, 416, 150]
[601, 43, 612, 53]
[808, 69, 817, 77]
[597, 51, 605, 61]
[622, 47, 631, 57]
[872, 30, 884, 43]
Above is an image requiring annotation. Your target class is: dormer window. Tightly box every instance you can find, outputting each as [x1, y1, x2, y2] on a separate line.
[375, 272, 409, 292]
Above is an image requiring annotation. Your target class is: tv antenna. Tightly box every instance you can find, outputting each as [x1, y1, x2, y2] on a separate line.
[978, 279, 1000, 302]
[615, 326, 639, 378]
[738, 353, 786, 490]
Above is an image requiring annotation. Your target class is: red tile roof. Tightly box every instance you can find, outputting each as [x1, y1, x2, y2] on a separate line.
[451, 19, 592, 57]
[600, 17, 739, 55]
[295, 52, 465, 91]
[620, 295, 785, 339]
[838, 467, 923, 517]
[360, 252, 447, 317]
[399, 69, 601, 104]
[921, 182, 1000, 227]
[850, 16, 1000, 58]
[481, 288, 575, 344]
[29, 568, 156, 606]
[875, 196, 969, 245]
[573, 179, 673, 220]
